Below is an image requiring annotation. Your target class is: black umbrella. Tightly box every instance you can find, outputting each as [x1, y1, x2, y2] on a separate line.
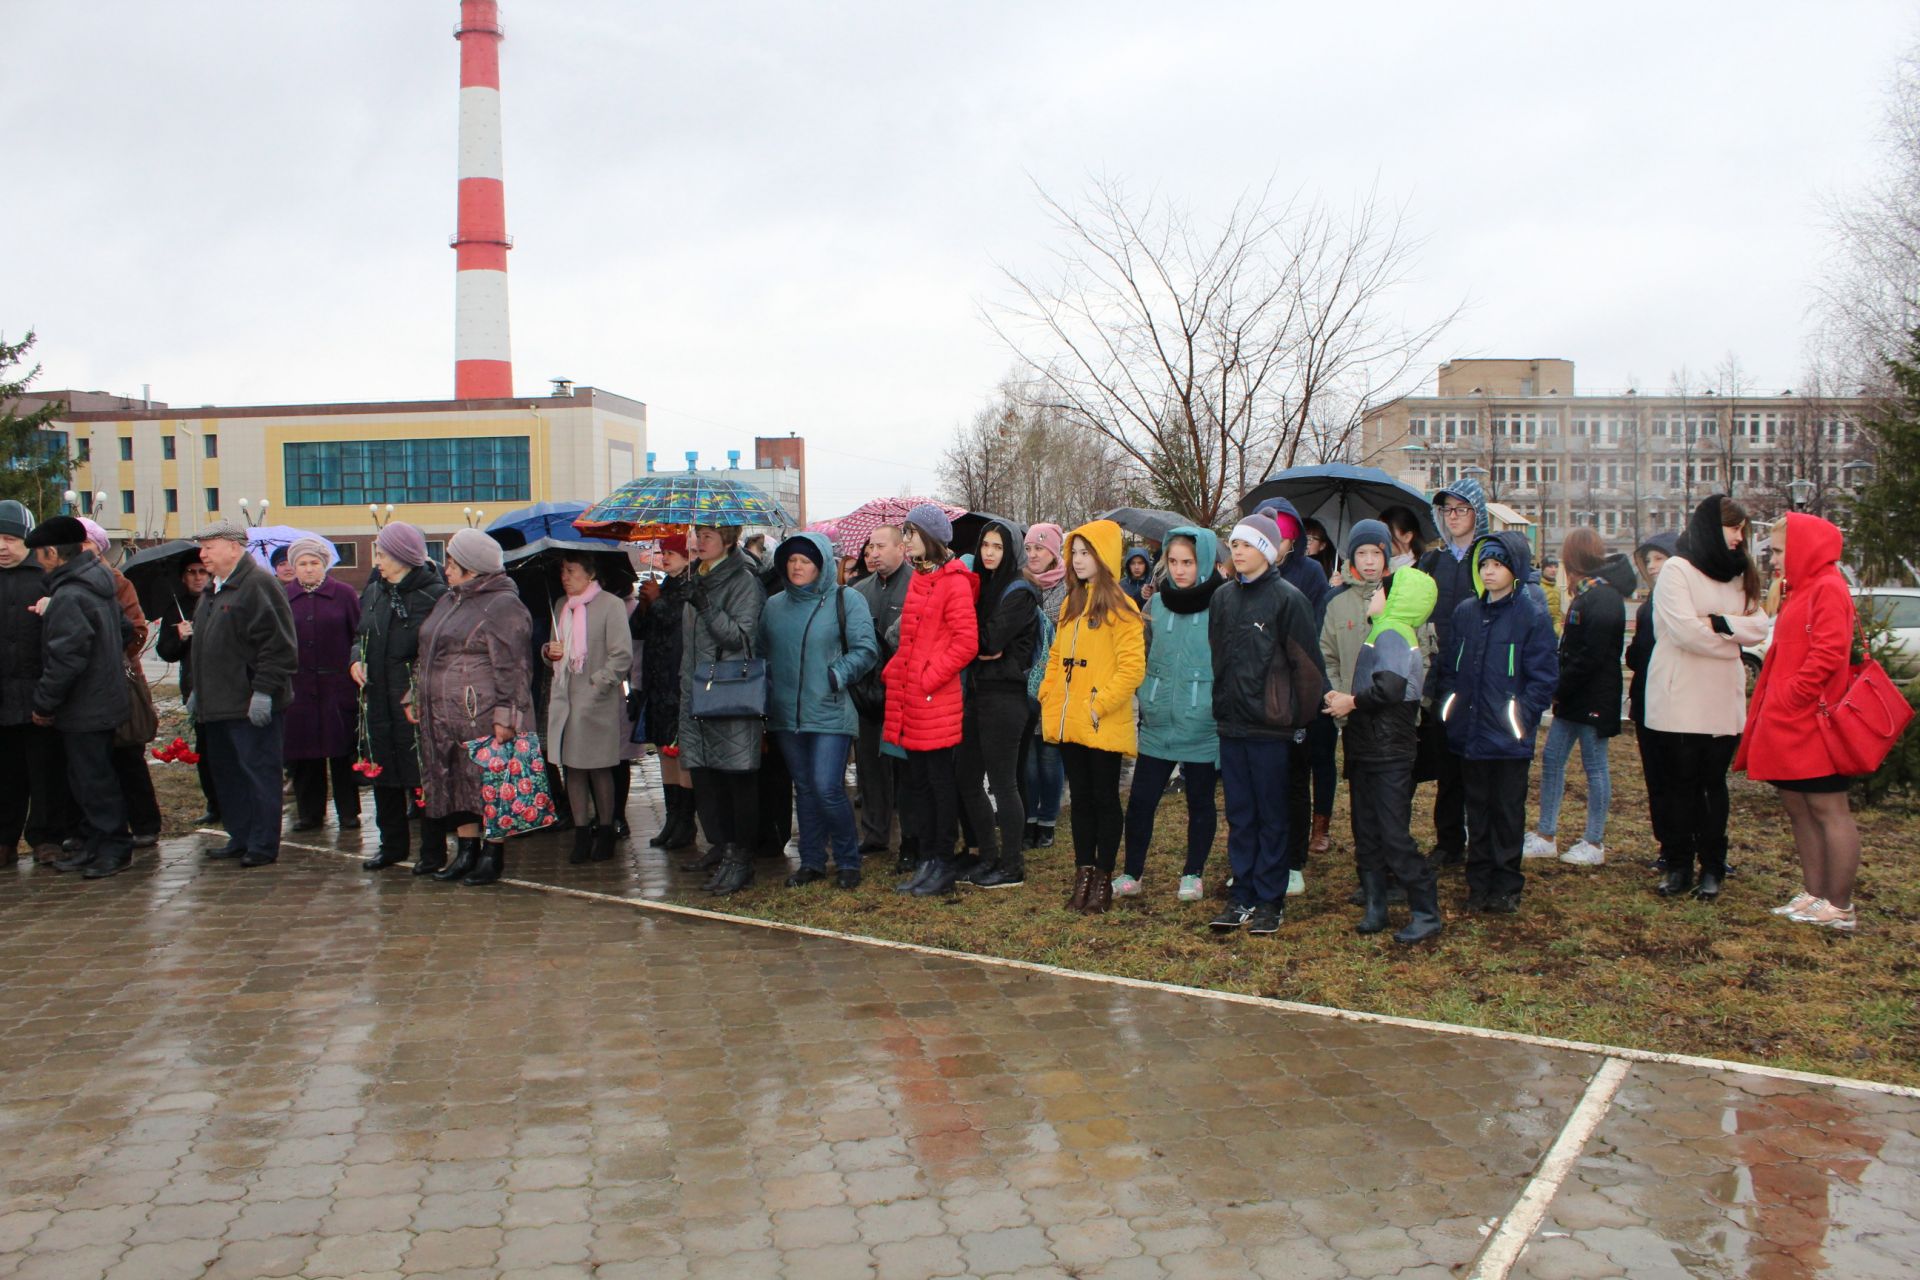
[121, 540, 204, 630]
[1095, 507, 1191, 547]
[1238, 463, 1441, 547]
[504, 538, 639, 604]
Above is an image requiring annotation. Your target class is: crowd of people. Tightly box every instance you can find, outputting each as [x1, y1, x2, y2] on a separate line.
[1, 483, 1870, 935]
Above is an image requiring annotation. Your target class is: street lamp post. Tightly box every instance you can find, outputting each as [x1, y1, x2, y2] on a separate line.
[1787, 476, 1816, 511]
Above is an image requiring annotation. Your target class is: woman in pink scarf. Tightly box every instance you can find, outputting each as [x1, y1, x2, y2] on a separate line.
[541, 554, 634, 864]
[1019, 522, 1069, 848]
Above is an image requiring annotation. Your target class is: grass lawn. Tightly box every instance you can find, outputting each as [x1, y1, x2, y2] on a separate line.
[142, 688, 1920, 1086]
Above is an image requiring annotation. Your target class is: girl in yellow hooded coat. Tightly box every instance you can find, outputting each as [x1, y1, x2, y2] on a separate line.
[1037, 519, 1147, 914]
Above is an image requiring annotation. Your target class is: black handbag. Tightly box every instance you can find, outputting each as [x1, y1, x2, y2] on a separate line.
[690, 637, 769, 720]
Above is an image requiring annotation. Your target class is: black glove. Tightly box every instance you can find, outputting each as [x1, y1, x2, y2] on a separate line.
[689, 579, 710, 612]
[626, 689, 643, 721]
[1710, 614, 1733, 636]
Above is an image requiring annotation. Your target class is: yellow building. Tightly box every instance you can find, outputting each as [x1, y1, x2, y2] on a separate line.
[47, 386, 646, 580]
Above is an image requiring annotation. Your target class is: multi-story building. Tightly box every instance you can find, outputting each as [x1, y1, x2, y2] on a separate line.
[1358, 359, 1876, 549]
[641, 437, 808, 527]
[36, 385, 648, 583]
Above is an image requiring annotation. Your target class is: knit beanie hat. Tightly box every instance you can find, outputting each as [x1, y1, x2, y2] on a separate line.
[0, 501, 34, 540]
[1228, 514, 1285, 565]
[447, 527, 505, 575]
[904, 503, 954, 547]
[655, 531, 689, 557]
[376, 521, 429, 568]
[1024, 522, 1063, 561]
[1345, 518, 1391, 564]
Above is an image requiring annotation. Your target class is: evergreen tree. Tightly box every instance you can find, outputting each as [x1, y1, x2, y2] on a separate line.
[0, 331, 70, 517]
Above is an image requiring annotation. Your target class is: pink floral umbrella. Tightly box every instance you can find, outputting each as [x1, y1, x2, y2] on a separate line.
[830, 496, 963, 558]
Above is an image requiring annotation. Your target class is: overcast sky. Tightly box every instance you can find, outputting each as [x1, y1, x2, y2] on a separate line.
[5, 1, 1914, 514]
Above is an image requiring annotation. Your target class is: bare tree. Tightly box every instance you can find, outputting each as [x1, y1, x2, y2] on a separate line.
[990, 178, 1454, 524]
[1821, 43, 1920, 379]
[937, 375, 1143, 527]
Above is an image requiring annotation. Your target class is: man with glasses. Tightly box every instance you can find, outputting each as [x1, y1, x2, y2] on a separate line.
[1416, 477, 1490, 868]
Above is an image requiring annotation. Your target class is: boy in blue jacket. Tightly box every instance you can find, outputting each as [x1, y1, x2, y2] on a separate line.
[1434, 532, 1559, 913]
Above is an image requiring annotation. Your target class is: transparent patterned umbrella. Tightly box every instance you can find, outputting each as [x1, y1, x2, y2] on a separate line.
[572, 474, 795, 542]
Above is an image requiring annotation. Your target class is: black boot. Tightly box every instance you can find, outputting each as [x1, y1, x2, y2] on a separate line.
[1354, 870, 1390, 935]
[570, 825, 595, 865]
[648, 787, 674, 847]
[412, 818, 448, 876]
[681, 840, 725, 875]
[463, 840, 504, 886]
[971, 849, 1026, 889]
[665, 790, 699, 849]
[895, 858, 939, 894]
[707, 845, 754, 896]
[912, 858, 963, 897]
[435, 836, 481, 882]
[1656, 867, 1694, 897]
[1023, 821, 1040, 849]
[1394, 877, 1444, 944]
[591, 824, 618, 862]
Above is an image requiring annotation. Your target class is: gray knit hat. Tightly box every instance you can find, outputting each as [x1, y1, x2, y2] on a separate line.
[904, 503, 953, 547]
[0, 501, 34, 540]
[195, 519, 248, 544]
[447, 527, 505, 575]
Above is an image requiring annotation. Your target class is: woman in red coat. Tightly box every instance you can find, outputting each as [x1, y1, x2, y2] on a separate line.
[884, 504, 979, 897]
[1735, 512, 1859, 930]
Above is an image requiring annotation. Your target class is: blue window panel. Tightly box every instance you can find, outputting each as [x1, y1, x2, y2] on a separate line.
[282, 437, 533, 507]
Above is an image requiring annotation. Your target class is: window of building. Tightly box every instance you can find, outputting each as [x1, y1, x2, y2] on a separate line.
[1652, 416, 1668, 437]
[425, 540, 446, 564]
[1539, 412, 1559, 436]
[282, 436, 533, 507]
[332, 542, 359, 568]
[1541, 463, 1558, 483]
[205, 487, 220, 511]
[162, 436, 176, 461]
[79, 493, 94, 515]
[1571, 463, 1587, 482]
[165, 489, 178, 513]
[1652, 463, 1667, 482]
[1571, 417, 1588, 437]
[1407, 417, 1426, 437]
[119, 436, 133, 461]
[120, 490, 134, 514]
[205, 434, 219, 459]
[1701, 463, 1718, 483]
[76, 437, 91, 463]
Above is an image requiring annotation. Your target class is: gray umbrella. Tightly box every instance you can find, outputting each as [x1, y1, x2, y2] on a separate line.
[1095, 507, 1191, 546]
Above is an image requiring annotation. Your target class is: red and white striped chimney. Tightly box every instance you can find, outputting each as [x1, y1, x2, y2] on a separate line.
[452, 0, 512, 399]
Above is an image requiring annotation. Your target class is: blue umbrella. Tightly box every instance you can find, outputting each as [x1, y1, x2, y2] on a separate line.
[486, 501, 624, 552]
[1238, 464, 1441, 548]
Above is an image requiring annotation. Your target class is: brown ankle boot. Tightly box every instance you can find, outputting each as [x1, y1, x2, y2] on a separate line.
[1309, 813, 1332, 855]
[1083, 874, 1113, 915]
[1067, 865, 1097, 911]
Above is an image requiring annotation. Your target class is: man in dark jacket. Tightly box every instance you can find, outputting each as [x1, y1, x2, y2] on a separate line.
[1208, 513, 1325, 936]
[26, 516, 134, 878]
[1432, 531, 1559, 913]
[0, 501, 65, 866]
[191, 520, 298, 867]
[1414, 476, 1489, 868]
[851, 525, 912, 857]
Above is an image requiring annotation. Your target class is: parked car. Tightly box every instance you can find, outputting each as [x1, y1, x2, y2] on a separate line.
[1743, 586, 1920, 686]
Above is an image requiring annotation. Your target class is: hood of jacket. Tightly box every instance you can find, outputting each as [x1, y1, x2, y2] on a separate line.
[49, 553, 119, 604]
[1253, 497, 1309, 566]
[1123, 547, 1152, 579]
[1432, 476, 1491, 543]
[1677, 494, 1752, 584]
[1783, 511, 1844, 589]
[449, 567, 520, 603]
[1066, 519, 1125, 582]
[1368, 565, 1437, 647]
[1153, 525, 1224, 615]
[972, 517, 1028, 621]
[1580, 552, 1639, 598]
[1469, 531, 1536, 600]
[773, 531, 836, 601]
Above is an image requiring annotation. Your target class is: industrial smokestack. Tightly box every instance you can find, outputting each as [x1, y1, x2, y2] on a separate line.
[452, 0, 513, 399]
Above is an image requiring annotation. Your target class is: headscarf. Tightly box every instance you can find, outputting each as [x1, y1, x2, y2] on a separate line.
[1676, 494, 1751, 584]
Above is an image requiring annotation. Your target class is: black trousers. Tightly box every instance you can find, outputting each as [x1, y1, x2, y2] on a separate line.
[290, 755, 359, 824]
[900, 746, 959, 862]
[1463, 757, 1530, 902]
[195, 730, 221, 819]
[1431, 743, 1468, 858]
[0, 723, 64, 850]
[64, 729, 132, 864]
[692, 766, 760, 850]
[1632, 724, 1672, 859]
[957, 690, 1029, 864]
[109, 744, 162, 838]
[1122, 753, 1217, 879]
[758, 741, 793, 854]
[1287, 734, 1313, 872]
[1347, 759, 1434, 897]
[854, 714, 898, 849]
[1059, 743, 1125, 873]
[372, 784, 412, 858]
[202, 715, 285, 858]
[1638, 727, 1738, 878]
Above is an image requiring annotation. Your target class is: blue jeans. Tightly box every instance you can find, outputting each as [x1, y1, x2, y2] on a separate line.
[1219, 736, 1291, 907]
[1536, 717, 1611, 846]
[774, 731, 859, 871]
[1022, 729, 1064, 824]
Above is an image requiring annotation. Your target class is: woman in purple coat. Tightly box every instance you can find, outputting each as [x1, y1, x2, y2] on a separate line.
[284, 538, 364, 831]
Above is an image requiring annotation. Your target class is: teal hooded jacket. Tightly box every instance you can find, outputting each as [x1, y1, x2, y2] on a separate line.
[1137, 524, 1223, 765]
[757, 531, 879, 736]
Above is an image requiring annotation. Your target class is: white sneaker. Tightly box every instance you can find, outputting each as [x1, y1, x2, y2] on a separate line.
[1177, 874, 1204, 902]
[1559, 840, 1605, 866]
[1286, 870, 1305, 897]
[1771, 890, 1819, 917]
[1111, 874, 1142, 897]
[1522, 832, 1557, 859]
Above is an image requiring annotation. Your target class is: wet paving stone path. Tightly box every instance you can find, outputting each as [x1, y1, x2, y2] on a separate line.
[2, 826, 1915, 1279]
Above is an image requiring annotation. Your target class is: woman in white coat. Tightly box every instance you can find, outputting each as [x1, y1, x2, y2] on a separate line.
[1642, 495, 1771, 901]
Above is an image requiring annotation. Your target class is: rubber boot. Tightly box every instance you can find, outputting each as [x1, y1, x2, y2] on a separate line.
[591, 823, 618, 862]
[707, 844, 754, 896]
[434, 836, 481, 882]
[412, 817, 448, 876]
[1066, 865, 1097, 912]
[1354, 870, 1390, 935]
[462, 840, 504, 886]
[1394, 876, 1444, 944]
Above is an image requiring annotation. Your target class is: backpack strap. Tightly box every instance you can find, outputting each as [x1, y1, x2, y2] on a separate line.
[835, 584, 848, 654]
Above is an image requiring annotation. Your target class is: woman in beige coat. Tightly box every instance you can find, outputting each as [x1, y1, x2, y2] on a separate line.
[1642, 495, 1772, 901]
[543, 553, 635, 864]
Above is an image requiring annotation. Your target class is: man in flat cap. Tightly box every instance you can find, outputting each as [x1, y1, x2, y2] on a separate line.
[191, 520, 298, 867]
[26, 514, 134, 878]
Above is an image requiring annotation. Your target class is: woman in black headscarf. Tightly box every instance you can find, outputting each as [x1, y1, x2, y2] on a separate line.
[955, 518, 1039, 890]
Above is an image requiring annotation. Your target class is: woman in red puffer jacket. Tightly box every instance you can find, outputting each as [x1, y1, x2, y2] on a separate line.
[884, 504, 980, 897]
[1735, 512, 1860, 931]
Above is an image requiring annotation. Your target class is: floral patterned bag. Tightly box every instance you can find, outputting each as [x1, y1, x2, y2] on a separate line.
[465, 731, 559, 840]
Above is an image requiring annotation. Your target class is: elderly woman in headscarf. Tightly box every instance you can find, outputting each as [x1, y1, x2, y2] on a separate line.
[352, 522, 447, 871]
[408, 528, 534, 886]
[78, 518, 163, 849]
[283, 537, 363, 832]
